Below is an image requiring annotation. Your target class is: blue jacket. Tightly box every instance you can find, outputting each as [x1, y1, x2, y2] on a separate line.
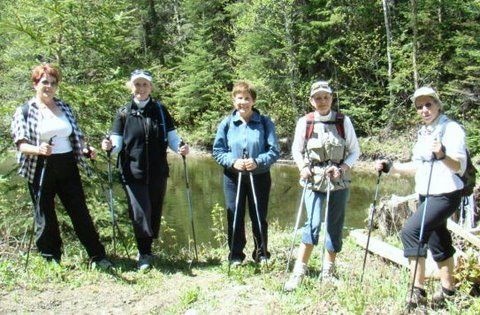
[213, 109, 280, 174]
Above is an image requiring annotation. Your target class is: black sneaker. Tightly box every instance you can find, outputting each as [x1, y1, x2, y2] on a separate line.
[406, 287, 427, 309]
[137, 254, 154, 271]
[431, 286, 455, 308]
[91, 258, 113, 270]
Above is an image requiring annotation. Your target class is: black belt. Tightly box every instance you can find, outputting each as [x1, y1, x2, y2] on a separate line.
[310, 160, 342, 167]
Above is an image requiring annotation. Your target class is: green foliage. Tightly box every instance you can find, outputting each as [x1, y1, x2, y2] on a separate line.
[0, 0, 479, 152]
[210, 203, 227, 246]
[455, 249, 480, 291]
[1, 1, 479, 311]
[179, 285, 200, 306]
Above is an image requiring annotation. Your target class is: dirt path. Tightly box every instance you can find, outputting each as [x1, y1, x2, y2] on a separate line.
[0, 266, 285, 314]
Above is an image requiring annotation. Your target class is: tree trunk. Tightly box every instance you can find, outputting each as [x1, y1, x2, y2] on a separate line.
[282, 2, 299, 114]
[142, 0, 158, 56]
[411, 0, 418, 89]
[382, 0, 394, 107]
[382, 0, 396, 134]
[173, 0, 185, 54]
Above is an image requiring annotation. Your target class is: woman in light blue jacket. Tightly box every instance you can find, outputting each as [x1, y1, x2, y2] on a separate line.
[213, 81, 280, 266]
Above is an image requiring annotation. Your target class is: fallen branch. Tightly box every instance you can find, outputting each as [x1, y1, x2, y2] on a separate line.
[447, 219, 480, 249]
[350, 229, 465, 278]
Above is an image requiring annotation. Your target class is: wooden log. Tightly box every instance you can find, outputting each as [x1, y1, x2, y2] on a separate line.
[350, 229, 456, 278]
[447, 219, 480, 249]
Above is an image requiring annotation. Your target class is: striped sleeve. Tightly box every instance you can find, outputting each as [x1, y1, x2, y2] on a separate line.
[11, 107, 29, 145]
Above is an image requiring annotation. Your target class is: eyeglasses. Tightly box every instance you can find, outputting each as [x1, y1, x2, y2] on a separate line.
[311, 81, 330, 90]
[131, 69, 152, 77]
[415, 102, 433, 110]
[39, 79, 58, 87]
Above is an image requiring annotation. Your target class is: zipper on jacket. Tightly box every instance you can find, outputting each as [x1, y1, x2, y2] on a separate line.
[144, 116, 151, 185]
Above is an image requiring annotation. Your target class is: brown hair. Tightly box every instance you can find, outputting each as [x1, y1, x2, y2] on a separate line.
[31, 64, 61, 85]
[232, 81, 256, 101]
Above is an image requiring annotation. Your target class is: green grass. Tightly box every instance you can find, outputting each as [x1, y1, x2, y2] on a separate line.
[1, 223, 479, 313]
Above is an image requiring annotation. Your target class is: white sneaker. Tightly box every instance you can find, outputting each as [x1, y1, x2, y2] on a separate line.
[229, 259, 243, 268]
[284, 272, 305, 291]
[321, 262, 338, 282]
[284, 262, 307, 292]
[137, 254, 154, 271]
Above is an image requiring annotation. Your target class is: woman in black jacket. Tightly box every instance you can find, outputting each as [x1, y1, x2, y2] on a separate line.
[102, 69, 189, 270]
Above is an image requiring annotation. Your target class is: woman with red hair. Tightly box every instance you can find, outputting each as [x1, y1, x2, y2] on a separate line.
[11, 64, 111, 269]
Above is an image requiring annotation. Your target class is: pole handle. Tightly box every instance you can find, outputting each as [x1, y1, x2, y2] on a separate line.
[104, 134, 116, 158]
[180, 139, 186, 161]
[48, 135, 56, 145]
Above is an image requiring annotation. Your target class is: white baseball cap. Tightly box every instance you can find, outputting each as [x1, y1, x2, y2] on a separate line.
[130, 69, 153, 83]
[411, 86, 440, 104]
[310, 80, 332, 97]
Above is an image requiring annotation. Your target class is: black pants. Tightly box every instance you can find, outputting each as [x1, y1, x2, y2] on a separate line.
[401, 190, 461, 262]
[224, 171, 271, 261]
[28, 152, 106, 261]
[123, 176, 167, 255]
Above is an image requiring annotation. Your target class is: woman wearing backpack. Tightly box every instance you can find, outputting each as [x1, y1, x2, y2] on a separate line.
[284, 80, 360, 291]
[10, 64, 111, 269]
[212, 81, 280, 267]
[376, 86, 467, 308]
[101, 69, 189, 270]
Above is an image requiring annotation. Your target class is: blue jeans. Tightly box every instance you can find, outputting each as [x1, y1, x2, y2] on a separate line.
[301, 188, 350, 252]
[224, 171, 271, 261]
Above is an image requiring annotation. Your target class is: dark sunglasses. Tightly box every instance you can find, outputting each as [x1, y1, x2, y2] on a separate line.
[39, 79, 58, 87]
[415, 102, 433, 110]
[131, 69, 152, 77]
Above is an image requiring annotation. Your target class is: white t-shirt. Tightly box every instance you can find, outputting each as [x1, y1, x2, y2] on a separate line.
[412, 114, 467, 195]
[38, 112, 73, 154]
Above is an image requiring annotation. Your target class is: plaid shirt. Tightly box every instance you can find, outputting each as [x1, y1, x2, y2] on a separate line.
[11, 98, 87, 183]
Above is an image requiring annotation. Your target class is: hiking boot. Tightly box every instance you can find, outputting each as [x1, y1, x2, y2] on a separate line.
[284, 272, 305, 292]
[431, 286, 455, 308]
[137, 254, 154, 271]
[91, 258, 113, 270]
[284, 263, 307, 292]
[406, 287, 427, 309]
[321, 261, 337, 280]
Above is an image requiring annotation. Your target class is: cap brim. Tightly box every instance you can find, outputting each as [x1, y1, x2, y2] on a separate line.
[410, 93, 437, 103]
[130, 74, 152, 82]
[310, 87, 332, 97]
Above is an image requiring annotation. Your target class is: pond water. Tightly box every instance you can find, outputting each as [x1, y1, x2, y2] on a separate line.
[160, 154, 415, 246]
[1, 153, 415, 248]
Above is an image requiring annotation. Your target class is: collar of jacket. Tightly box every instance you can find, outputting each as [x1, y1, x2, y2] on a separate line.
[231, 108, 262, 125]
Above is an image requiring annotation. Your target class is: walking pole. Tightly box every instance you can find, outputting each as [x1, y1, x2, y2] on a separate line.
[227, 150, 247, 276]
[285, 146, 311, 276]
[360, 171, 382, 283]
[106, 147, 117, 255]
[180, 140, 199, 263]
[408, 159, 435, 306]
[319, 175, 332, 284]
[105, 135, 130, 257]
[459, 197, 466, 227]
[285, 183, 308, 275]
[25, 136, 55, 270]
[247, 157, 269, 266]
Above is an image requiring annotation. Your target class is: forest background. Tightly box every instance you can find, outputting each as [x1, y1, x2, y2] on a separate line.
[0, 1, 479, 312]
[0, 0, 478, 156]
